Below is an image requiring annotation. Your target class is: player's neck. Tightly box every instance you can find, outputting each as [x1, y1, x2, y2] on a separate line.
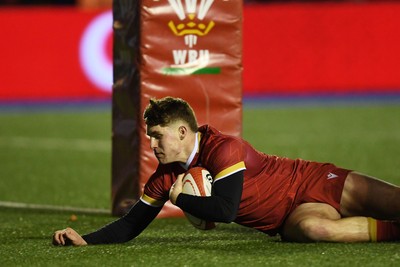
[181, 132, 198, 169]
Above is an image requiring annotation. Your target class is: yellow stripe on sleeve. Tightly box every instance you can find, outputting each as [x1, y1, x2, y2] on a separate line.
[368, 217, 377, 242]
[214, 161, 246, 181]
[140, 194, 165, 208]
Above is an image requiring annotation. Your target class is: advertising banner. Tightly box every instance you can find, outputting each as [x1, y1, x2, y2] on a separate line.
[242, 3, 400, 96]
[1, 3, 400, 102]
[134, 0, 243, 217]
[0, 8, 112, 101]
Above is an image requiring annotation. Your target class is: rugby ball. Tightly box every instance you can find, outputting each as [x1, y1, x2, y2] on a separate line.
[181, 167, 216, 230]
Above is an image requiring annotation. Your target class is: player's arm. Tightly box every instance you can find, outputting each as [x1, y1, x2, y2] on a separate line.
[53, 200, 161, 246]
[174, 170, 244, 223]
[82, 200, 161, 244]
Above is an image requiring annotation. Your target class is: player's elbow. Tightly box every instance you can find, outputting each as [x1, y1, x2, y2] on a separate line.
[219, 213, 237, 223]
[216, 201, 239, 223]
[218, 209, 237, 223]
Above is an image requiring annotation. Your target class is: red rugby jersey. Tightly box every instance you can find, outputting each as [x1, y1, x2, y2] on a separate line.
[141, 125, 330, 235]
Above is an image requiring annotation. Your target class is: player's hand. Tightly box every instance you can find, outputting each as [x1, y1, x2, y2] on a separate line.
[169, 173, 184, 205]
[52, 227, 87, 246]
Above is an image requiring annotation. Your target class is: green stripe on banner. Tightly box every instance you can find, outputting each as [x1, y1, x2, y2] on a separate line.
[162, 67, 221, 75]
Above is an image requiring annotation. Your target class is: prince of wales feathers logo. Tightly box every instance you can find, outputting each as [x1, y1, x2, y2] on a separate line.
[162, 0, 221, 75]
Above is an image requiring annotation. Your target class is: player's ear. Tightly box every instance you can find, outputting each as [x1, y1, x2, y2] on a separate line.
[178, 125, 187, 140]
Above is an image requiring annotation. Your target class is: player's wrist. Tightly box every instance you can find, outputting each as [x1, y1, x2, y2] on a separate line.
[173, 193, 184, 206]
[169, 190, 179, 205]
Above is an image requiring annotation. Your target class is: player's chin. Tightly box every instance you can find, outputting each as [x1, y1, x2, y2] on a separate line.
[156, 157, 169, 165]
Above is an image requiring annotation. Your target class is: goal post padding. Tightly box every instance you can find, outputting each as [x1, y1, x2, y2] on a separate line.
[112, 0, 243, 217]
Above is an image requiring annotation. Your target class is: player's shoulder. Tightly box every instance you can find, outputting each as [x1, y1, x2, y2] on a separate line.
[199, 125, 245, 163]
[199, 125, 243, 148]
[199, 125, 242, 143]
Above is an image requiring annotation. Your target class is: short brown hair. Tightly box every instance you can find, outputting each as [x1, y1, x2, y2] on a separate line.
[143, 97, 198, 132]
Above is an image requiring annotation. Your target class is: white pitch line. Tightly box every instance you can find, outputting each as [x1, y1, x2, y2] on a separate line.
[0, 136, 110, 152]
[0, 200, 109, 214]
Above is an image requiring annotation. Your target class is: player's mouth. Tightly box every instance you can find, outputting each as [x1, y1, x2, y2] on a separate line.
[154, 151, 163, 159]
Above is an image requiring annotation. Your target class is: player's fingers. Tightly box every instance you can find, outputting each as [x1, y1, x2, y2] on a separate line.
[177, 173, 185, 181]
[52, 233, 60, 245]
[52, 230, 65, 245]
[175, 173, 184, 185]
[170, 174, 182, 191]
[169, 174, 185, 205]
[60, 230, 68, 245]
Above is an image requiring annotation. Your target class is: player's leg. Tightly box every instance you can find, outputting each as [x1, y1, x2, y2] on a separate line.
[339, 171, 400, 242]
[340, 171, 400, 219]
[281, 202, 370, 242]
[282, 171, 400, 242]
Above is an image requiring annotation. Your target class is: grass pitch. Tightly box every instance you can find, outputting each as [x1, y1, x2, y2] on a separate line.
[1, 103, 400, 266]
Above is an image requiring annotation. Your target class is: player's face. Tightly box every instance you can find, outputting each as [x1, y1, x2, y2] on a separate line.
[146, 123, 185, 164]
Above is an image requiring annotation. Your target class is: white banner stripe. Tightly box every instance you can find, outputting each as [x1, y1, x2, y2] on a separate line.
[0, 200, 109, 214]
[0, 136, 110, 152]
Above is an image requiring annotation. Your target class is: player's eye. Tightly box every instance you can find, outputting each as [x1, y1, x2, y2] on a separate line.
[147, 131, 162, 139]
[153, 134, 162, 140]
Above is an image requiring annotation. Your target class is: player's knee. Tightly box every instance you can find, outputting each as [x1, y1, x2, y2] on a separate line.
[298, 219, 332, 242]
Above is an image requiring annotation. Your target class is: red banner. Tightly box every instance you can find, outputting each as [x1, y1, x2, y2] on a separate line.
[1, 3, 400, 102]
[0, 7, 111, 101]
[243, 3, 400, 96]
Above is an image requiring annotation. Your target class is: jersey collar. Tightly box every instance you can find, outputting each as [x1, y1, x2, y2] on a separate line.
[180, 132, 200, 170]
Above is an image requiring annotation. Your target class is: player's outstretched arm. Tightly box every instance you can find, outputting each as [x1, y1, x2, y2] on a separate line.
[53, 227, 87, 246]
[52, 200, 162, 246]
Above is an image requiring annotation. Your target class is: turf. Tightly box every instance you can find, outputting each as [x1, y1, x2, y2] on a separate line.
[0, 112, 111, 209]
[1, 207, 400, 267]
[1, 103, 400, 266]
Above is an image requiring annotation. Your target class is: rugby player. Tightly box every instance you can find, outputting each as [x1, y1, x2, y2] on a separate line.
[53, 96, 400, 245]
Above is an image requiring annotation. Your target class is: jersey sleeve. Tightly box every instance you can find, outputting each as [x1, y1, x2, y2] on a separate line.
[142, 172, 169, 207]
[141, 164, 182, 207]
[82, 200, 161, 244]
[203, 136, 246, 181]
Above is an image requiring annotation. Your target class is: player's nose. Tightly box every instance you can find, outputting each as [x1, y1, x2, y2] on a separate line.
[150, 137, 158, 149]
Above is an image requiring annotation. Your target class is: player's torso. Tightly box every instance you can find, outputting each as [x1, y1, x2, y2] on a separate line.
[195, 126, 309, 234]
[146, 125, 308, 234]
